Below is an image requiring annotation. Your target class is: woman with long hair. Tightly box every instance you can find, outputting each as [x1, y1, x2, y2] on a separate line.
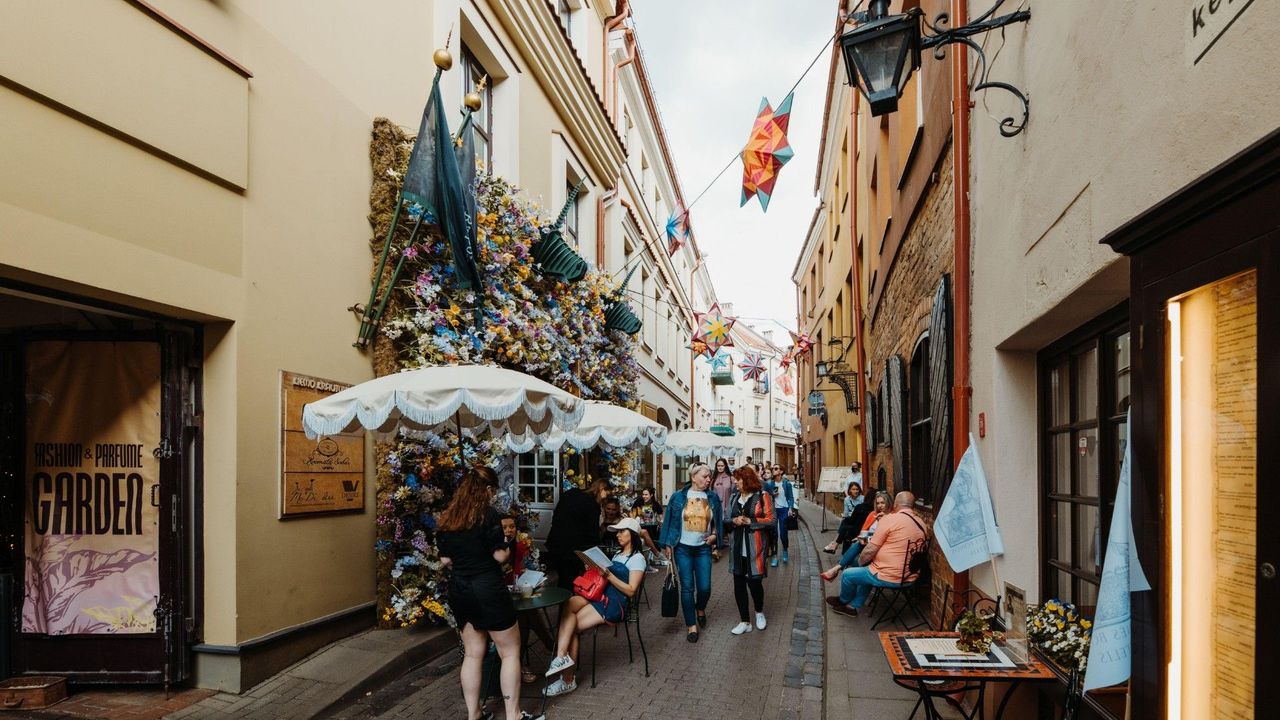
[710, 458, 734, 551]
[436, 467, 542, 720]
[659, 463, 722, 642]
[631, 486, 664, 561]
[542, 517, 647, 697]
[819, 491, 891, 582]
[823, 481, 870, 554]
[727, 465, 775, 635]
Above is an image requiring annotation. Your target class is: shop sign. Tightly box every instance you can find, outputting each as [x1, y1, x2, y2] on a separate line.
[806, 390, 826, 416]
[23, 340, 161, 635]
[280, 372, 365, 517]
[1189, 0, 1256, 64]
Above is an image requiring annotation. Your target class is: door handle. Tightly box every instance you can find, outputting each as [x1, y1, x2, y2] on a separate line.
[1262, 562, 1276, 580]
[150, 484, 161, 508]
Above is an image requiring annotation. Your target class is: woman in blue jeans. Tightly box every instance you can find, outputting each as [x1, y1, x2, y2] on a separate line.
[659, 463, 723, 643]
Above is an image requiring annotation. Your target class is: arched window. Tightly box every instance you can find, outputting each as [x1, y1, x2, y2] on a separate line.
[908, 333, 933, 502]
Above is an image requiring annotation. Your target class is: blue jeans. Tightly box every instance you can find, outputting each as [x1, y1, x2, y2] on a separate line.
[775, 508, 790, 551]
[673, 543, 712, 627]
[838, 566, 905, 608]
[838, 541, 867, 568]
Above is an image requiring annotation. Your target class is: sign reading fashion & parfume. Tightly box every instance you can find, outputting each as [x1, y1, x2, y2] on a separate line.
[23, 340, 161, 635]
[280, 371, 365, 517]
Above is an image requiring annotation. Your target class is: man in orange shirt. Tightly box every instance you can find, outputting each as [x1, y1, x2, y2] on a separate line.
[825, 491, 927, 617]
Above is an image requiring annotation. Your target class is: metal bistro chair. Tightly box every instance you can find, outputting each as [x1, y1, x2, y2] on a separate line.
[894, 588, 1004, 720]
[868, 537, 931, 631]
[589, 580, 649, 688]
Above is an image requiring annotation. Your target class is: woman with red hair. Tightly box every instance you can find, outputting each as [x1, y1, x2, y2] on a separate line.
[726, 465, 775, 636]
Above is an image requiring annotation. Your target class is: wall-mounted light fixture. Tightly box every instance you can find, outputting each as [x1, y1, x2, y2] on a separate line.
[840, 0, 1032, 136]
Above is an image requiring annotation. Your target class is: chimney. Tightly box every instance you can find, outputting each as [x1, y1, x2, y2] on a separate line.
[720, 302, 735, 317]
[762, 329, 775, 343]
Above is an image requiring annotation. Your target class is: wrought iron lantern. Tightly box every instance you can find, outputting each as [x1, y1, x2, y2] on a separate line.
[838, 1, 920, 117]
[839, 0, 1032, 136]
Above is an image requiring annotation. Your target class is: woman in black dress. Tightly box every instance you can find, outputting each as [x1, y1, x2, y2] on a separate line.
[436, 467, 541, 720]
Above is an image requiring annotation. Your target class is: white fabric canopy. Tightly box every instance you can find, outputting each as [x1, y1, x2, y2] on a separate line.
[654, 429, 741, 458]
[301, 365, 585, 440]
[502, 400, 668, 453]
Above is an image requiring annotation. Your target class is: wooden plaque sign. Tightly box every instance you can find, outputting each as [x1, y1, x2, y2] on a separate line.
[280, 371, 365, 517]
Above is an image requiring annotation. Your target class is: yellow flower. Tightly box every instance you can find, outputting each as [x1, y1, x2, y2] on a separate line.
[1080, 619, 1092, 629]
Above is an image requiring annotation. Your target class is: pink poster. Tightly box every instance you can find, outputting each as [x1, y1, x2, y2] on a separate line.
[23, 341, 161, 635]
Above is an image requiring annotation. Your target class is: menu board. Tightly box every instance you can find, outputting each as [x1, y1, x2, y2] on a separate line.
[1209, 273, 1256, 718]
[280, 371, 365, 517]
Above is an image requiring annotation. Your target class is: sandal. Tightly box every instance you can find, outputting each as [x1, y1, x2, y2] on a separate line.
[820, 568, 840, 582]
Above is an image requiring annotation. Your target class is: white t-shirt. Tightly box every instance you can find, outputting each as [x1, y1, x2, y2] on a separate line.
[612, 551, 647, 574]
[679, 489, 714, 546]
[775, 481, 791, 509]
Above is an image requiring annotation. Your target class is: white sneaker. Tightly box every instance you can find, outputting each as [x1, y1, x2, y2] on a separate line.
[544, 654, 574, 677]
[542, 677, 577, 697]
[731, 621, 752, 635]
[756, 612, 767, 630]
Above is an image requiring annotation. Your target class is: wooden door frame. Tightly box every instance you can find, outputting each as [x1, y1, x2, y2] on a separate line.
[1103, 128, 1280, 718]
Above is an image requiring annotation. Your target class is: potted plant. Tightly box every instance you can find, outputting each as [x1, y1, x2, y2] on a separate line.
[955, 609, 1003, 654]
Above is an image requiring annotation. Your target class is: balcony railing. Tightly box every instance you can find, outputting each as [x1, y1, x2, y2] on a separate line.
[709, 410, 735, 436]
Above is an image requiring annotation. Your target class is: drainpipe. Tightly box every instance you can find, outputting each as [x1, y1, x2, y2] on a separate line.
[603, 0, 631, 122]
[950, 0, 973, 613]
[612, 28, 637, 123]
[848, 91, 871, 485]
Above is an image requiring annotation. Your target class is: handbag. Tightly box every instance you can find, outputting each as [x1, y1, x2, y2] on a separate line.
[572, 567, 608, 602]
[660, 567, 679, 618]
[785, 512, 799, 531]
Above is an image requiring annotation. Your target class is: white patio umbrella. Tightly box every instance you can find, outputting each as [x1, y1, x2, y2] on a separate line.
[502, 400, 668, 453]
[654, 429, 741, 459]
[301, 365, 585, 441]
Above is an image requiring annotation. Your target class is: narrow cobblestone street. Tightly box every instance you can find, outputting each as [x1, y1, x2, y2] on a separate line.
[333, 515, 825, 720]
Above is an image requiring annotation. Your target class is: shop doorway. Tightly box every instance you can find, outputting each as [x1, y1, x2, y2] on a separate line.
[0, 290, 200, 685]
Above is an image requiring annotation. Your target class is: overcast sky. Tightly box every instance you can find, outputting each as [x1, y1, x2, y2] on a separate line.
[629, 0, 837, 332]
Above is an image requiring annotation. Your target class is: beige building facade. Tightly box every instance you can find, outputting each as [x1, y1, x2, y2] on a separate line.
[0, 0, 710, 692]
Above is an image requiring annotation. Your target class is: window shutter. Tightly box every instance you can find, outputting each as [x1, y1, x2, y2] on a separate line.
[864, 391, 877, 449]
[887, 354, 906, 490]
[928, 275, 954, 493]
[878, 375, 891, 447]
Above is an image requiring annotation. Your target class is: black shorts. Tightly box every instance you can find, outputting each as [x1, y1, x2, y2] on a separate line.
[448, 570, 517, 632]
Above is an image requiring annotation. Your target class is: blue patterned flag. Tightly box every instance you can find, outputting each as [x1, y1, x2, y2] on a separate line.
[934, 435, 1004, 572]
[1083, 412, 1150, 691]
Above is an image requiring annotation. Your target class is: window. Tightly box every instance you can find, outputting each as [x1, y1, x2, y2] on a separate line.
[1039, 307, 1129, 611]
[516, 449, 559, 506]
[908, 334, 933, 503]
[754, 405, 762, 426]
[564, 180, 580, 247]
[556, 0, 573, 38]
[461, 47, 493, 167]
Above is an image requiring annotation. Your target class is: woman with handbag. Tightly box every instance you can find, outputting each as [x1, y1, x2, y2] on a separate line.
[659, 463, 722, 642]
[436, 467, 543, 720]
[543, 517, 647, 697]
[727, 465, 775, 635]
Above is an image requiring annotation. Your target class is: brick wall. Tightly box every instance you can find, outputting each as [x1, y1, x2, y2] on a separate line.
[864, 145, 956, 628]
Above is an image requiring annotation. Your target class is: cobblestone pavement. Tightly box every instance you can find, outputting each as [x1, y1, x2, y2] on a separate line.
[333, 523, 825, 720]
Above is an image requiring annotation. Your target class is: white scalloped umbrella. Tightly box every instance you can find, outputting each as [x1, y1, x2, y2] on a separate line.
[502, 400, 668, 454]
[301, 365, 585, 440]
[654, 429, 741, 458]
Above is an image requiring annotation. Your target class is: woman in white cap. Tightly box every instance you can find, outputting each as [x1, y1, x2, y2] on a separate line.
[543, 516, 647, 697]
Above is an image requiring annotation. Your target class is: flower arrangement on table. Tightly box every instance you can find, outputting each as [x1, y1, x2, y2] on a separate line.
[369, 119, 641, 628]
[1027, 599, 1093, 672]
[955, 609, 1005, 654]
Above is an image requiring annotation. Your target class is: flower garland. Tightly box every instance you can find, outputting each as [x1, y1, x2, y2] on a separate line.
[1027, 599, 1093, 672]
[369, 121, 640, 627]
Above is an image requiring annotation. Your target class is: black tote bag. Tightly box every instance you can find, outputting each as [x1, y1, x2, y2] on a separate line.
[661, 567, 679, 618]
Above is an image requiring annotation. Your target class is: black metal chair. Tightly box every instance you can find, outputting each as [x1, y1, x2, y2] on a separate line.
[589, 580, 648, 688]
[868, 537, 931, 630]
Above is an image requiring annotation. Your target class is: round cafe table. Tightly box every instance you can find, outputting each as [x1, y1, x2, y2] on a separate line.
[513, 586, 571, 716]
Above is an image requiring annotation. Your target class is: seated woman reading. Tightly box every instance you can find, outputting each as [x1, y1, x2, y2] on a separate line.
[543, 517, 647, 697]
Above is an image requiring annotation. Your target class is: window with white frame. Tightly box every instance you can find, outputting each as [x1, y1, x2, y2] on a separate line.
[556, 0, 574, 38]
[516, 449, 559, 506]
[564, 179, 580, 247]
[461, 46, 493, 168]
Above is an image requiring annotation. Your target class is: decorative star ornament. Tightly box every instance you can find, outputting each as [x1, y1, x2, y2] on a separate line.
[708, 350, 730, 370]
[738, 351, 767, 381]
[779, 349, 795, 370]
[665, 209, 690, 257]
[778, 375, 794, 396]
[688, 338, 714, 360]
[694, 304, 737, 355]
[740, 93, 795, 212]
[789, 331, 815, 357]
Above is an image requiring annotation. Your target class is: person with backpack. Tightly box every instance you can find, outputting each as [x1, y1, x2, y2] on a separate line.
[770, 465, 796, 567]
[825, 491, 928, 618]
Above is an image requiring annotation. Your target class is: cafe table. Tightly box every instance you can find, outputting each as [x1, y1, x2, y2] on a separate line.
[879, 631, 1055, 720]
[513, 586, 572, 715]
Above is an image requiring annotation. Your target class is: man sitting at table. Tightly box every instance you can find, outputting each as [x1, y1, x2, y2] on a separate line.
[826, 491, 927, 617]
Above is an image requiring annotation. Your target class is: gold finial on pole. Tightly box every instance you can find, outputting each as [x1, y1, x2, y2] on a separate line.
[463, 75, 488, 111]
[434, 24, 455, 70]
